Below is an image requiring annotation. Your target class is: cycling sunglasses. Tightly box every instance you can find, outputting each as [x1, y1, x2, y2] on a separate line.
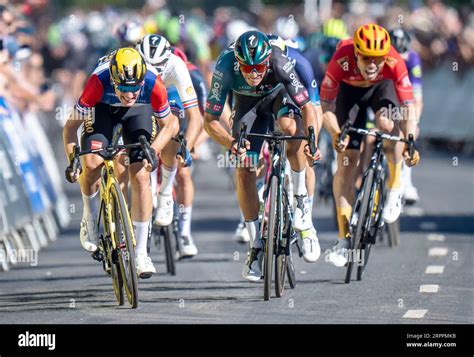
[115, 83, 142, 92]
[239, 62, 269, 75]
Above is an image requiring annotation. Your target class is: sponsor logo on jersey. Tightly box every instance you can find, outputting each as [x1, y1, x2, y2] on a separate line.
[213, 70, 224, 79]
[289, 72, 304, 91]
[205, 102, 211, 109]
[212, 104, 222, 112]
[411, 65, 422, 78]
[323, 76, 334, 88]
[337, 56, 349, 71]
[401, 75, 412, 88]
[283, 61, 293, 73]
[294, 92, 308, 104]
[91, 140, 103, 150]
[209, 81, 222, 102]
[186, 86, 196, 96]
[385, 56, 398, 68]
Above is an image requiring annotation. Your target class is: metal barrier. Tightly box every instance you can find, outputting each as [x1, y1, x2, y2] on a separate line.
[0, 96, 71, 271]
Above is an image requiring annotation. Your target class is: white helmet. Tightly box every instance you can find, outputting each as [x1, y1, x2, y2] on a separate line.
[136, 34, 171, 74]
[274, 16, 299, 40]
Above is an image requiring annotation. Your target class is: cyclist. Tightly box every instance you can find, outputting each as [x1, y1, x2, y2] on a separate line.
[319, 24, 420, 267]
[137, 34, 203, 258]
[63, 48, 178, 278]
[203, 30, 321, 282]
[389, 27, 423, 205]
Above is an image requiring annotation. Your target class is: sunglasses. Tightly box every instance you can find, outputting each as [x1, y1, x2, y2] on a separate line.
[115, 83, 142, 92]
[239, 62, 268, 75]
[359, 55, 386, 65]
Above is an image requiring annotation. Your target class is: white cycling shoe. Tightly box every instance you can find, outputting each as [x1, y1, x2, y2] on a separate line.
[299, 228, 321, 263]
[383, 188, 403, 223]
[79, 218, 99, 252]
[177, 234, 198, 259]
[403, 185, 420, 205]
[293, 194, 312, 231]
[327, 239, 350, 267]
[154, 193, 173, 226]
[242, 247, 263, 282]
[234, 222, 250, 243]
[136, 253, 156, 279]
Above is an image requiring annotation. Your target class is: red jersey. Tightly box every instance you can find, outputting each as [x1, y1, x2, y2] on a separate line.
[320, 39, 414, 105]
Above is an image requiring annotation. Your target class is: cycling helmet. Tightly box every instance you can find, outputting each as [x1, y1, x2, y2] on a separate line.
[109, 47, 147, 88]
[116, 21, 145, 46]
[389, 27, 411, 55]
[136, 34, 171, 74]
[353, 24, 391, 57]
[322, 18, 349, 40]
[274, 16, 300, 40]
[234, 30, 272, 66]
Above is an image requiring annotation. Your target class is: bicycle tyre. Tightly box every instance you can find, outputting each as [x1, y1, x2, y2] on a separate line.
[276, 187, 291, 297]
[110, 181, 139, 308]
[164, 224, 177, 275]
[264, 176, 278, 301]
[345, 169, 374, 284]
[287, 246, 296, 289]
[101, 201, 124, 306]
[356, 243, 372, 281]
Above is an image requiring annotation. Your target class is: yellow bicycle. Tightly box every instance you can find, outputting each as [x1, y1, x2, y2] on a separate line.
[68, 125, 154, 308]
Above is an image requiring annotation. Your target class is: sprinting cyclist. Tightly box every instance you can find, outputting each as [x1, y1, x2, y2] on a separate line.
[137, 34, 203, 258]
[63, 48, 177, 278]
[203, 30, 321, 281]
[319, 24, 420, 267]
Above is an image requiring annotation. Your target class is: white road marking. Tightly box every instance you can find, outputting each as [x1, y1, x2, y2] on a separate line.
[427, 234, 445, 241]
[404, 206, 425, 216]
[299, 271, 307, 275]
[425, 265, 445, 274]
[419, 284, 440, 293]
[403, 309, 428, 319]
[428, 247, 448, 257]
[420, 221, 438, 230]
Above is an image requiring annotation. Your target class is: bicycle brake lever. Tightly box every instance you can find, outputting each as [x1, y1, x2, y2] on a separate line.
[407, 134, 415, 160]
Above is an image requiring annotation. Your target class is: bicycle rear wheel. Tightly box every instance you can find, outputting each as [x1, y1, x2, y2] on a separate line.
[286, 243, 296, 289]
[345, 169, 374, 284]
[263, 176, 278, 301]
[356, 242, 372, 280]
[110, 181, 139, 308]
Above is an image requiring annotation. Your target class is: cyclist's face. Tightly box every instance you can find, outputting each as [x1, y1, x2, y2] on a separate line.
[356, 53, 386, 81]
[114, 87, 141, 106]
[240, 64, 267, 87]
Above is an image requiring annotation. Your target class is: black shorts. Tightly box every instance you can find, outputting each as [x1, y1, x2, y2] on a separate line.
[336, 80, 399, 150]
[230, 86, 301, 156]
[81, 103, 158, 163]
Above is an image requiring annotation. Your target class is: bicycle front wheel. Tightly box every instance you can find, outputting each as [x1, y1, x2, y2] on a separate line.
[345, 169, 374, 284]
[275, 187, 290, 297]
[110, 181, 139, 308]
[263, 175, 279, 301]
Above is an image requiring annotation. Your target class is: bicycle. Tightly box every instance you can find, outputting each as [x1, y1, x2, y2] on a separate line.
[338, 122, 415, 283]
[67, 124, 155, 308]
[238, 123, 318, 300]
[152, 133, 189, 275]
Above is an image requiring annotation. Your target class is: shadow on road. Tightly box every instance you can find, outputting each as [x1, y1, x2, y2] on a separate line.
[400, 214, 474, 234]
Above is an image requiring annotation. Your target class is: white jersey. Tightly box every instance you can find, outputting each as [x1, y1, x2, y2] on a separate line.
[161, 53, 198, 110]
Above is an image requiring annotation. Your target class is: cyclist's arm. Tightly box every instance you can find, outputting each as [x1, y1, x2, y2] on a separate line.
[203, 52, 233, 148]
[63, 74, 103, 160]
[167, 55, 203, 151]
[150, 79, 178, 154]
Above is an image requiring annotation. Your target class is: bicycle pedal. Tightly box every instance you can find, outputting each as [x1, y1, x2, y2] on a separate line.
[91, 249, 104, 262]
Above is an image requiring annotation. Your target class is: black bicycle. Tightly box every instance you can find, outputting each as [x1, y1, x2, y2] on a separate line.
[152, 133, 189, 275]
[238, 123, 318, 300]
[338, 123, 415, 283]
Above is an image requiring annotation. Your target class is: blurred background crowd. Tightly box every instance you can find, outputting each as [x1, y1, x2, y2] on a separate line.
[0, 0, 473, 149]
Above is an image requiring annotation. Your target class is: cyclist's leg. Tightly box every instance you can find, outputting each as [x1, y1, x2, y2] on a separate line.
[79, 103, 114, 252]
[155, 88, 182, 226]
[371, 80, 404, 223]
[122, 105, 158, 275]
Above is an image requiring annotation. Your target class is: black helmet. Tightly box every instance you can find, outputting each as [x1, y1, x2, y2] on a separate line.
[389, 28, 411, 55]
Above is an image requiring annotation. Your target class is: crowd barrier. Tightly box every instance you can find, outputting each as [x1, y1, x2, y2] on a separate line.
[0, 97, 71, 272]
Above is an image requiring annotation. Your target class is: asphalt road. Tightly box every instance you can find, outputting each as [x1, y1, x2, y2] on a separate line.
[0, 148, 473, 324]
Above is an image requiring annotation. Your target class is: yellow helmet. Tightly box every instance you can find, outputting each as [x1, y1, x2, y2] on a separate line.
[353, 24, 391, 57]
[322, 18, 349, 40]
[109, 47, 147, 87]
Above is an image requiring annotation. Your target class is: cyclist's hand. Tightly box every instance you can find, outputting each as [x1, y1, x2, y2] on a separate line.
[304, 144, 322, 166]
[142, 147, 158, 172]
[65, 152, 81, 183]
[177, 147, 193, 167]
[230, 138, 250, 158]
[403, 147, 420, 167]
[332, 132, 349, 153]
